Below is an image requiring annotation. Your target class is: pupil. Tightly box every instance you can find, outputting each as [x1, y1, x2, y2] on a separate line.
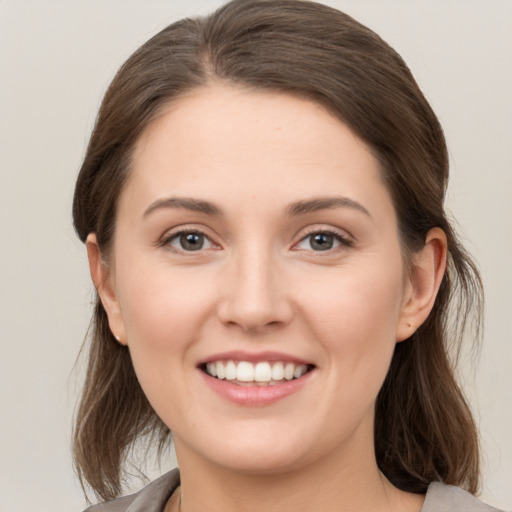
[311, 233, 333, 251]
[181, 233, 204, 251]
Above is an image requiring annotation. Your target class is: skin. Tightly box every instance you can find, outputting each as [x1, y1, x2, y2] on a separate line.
[88, 85, 447, 512]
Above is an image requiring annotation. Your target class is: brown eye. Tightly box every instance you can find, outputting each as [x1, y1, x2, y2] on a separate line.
[295, 230, 353, 252]
[166, 231, 214, 252]
[180, 233, 204, 251]
[309, 233, 334, 251]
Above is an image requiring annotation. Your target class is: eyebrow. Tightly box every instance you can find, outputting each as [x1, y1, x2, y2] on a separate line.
[142, 195, 371, 219]
[143, 197, 222, 218]
[286, 196, 371, 218]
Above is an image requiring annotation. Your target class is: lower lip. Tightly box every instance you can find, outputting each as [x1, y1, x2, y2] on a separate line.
[199, 370, 313, 406]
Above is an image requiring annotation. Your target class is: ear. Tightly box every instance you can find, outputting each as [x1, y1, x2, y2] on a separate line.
[86, 233, 127, 345]
[396, 227, 447, 342]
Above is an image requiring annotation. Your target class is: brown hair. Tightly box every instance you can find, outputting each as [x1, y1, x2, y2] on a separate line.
[72, 0, 482, 502]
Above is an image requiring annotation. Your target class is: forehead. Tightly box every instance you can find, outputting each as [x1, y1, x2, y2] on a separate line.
[123, 84, 393, 221]
[135, 85, 372, 166]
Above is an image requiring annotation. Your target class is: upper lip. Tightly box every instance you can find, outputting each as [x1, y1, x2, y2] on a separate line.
[197, 350, 313, 366]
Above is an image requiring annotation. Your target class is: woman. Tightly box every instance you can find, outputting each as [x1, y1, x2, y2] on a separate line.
[72, 1, 503, 511]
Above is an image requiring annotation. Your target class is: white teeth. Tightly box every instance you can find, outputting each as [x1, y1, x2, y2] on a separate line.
[294, 365, 307, 379]
[271, 361, 284, 381]
[206, 362, 217, 377]
[284, 362, 295, 380]
[254, 362, 272, 382]
[237, 361, 254, 381]
[225, 360, 237, 380]
[205, 360, 310, 383]
[216, 361, 226, 380]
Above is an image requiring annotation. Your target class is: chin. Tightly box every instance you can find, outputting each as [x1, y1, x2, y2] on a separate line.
[176, 422, 333, 476]
[208, 447, 310, 475]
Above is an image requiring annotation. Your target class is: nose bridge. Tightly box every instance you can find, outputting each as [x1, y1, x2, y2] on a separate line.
[218, 239, 292, 332]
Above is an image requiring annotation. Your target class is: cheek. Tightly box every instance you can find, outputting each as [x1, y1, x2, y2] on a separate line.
[114, 263, 217, 397]
[114, 266, 212, 416]
[296, 259, 405, 371]
[118, 261, 211, 341]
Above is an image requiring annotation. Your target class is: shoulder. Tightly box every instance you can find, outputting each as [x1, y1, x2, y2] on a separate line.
[82, 469, 180, 512]
[423, 482, 507, 512]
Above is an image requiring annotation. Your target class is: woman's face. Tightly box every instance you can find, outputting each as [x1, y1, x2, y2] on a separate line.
[95, 85, 421, 474]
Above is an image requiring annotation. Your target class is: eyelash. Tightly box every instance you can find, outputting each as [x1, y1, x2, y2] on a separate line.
[161, 229, 217, 253]
[160, 228, 353, 254]
[295, 228, 353, 253]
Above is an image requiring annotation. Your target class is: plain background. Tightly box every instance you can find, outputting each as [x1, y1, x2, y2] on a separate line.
[1, 1, 510, 510]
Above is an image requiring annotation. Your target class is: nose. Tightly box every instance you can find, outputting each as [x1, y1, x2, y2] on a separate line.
[216, 246, 294, 334]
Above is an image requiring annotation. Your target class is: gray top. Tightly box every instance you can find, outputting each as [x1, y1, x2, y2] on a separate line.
[84, 469, 506, 512]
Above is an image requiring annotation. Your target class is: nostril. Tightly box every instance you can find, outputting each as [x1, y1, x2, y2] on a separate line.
[216, 275, 294, 332]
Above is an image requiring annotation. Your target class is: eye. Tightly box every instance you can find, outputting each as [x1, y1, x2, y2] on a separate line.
[165, 230, 215, 252]
[295, 230, 352, 252]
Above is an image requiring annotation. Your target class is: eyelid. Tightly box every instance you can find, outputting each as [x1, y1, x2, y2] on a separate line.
[292, 226, 354, 251]
[160, 226, 220, 253]
[158, 224, 353, 253]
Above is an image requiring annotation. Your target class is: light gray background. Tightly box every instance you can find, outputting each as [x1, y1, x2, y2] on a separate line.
[1, 1, 510, 511]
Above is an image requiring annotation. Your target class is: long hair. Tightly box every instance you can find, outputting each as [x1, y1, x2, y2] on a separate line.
[73, 0, 482, 501]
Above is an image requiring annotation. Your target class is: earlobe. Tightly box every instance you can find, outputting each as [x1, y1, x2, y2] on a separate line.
[396, 227, 447, 342]
[86, 234, 127, 345]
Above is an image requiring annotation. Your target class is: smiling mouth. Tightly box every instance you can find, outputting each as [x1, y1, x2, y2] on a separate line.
[201, 360, 314, 386]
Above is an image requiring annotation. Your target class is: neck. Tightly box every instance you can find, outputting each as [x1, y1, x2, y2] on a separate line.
[171, 435, 424, 512]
